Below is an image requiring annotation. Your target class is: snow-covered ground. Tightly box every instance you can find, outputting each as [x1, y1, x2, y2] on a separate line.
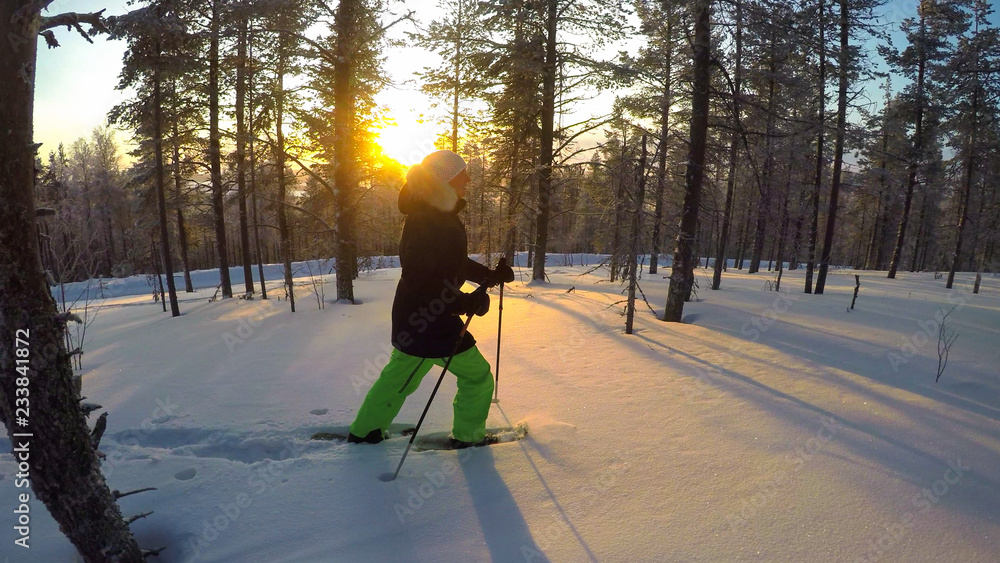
[3, 259, 999, 562]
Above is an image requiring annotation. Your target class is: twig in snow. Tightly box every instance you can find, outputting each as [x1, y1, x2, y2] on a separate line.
[936, 305, 959, 383]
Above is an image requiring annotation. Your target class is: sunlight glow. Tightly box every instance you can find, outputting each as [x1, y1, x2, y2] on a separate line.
[372, 89, 446, 166]
[372, 117, 441, 166]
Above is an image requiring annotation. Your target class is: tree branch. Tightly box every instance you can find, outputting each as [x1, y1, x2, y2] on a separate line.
[39, 10, 108, 48]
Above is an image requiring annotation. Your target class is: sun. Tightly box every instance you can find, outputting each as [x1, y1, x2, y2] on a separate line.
[372, 90, 444, 166]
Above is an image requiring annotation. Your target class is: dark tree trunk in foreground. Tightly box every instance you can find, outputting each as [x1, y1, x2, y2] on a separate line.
[334, 0, 359, 302]
[664, 0, 710, 322]
[815, 0, 849, 294]
[0, 3, 144, 559]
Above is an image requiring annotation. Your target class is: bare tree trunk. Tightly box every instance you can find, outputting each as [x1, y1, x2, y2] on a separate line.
[889, 13, 927, 279]
[152, 232, 166, 312]
[275, 30, 295, 311]
[209, 0, 232, 298]
[503, 135, 522, 262]
[247, 28, 267, 299]
[911, 192, 927, 272]
[749, 28, 779, 275]
[973, 239, 991, 294]
[610, 137, 627, 283]
[712, 0, 742, 289]
[170, 85, 194, 293]
[664, 0, 710, 322]
[789, 187, 806, 270]
[650, 17, 673, 276]
[806, 0, 826, 293]
[775, 165, 792, 291]
[236, 20, 254, 296]
[947, 48, 980, 288]
[334, 0, 359, 302]
[154, 44, 180, 317]
[866, 125, 890, 270]
[736, 204, 750, 270]
[626, 136, 648, 334]
[815, 0, 848, 294]
[0, 3, 145, 558]
[532, 0, 558, 281]
[451, 0, 463, 152]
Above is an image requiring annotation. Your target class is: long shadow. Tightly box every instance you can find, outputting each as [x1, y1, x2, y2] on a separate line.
[538, 280, 1000, 427]
[491, 404, 599, 562]
[458, 444, 550, 562]
[698, 308, 1000, 425]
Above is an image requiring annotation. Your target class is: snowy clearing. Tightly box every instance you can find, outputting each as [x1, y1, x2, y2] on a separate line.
[3, 260, 999, 562]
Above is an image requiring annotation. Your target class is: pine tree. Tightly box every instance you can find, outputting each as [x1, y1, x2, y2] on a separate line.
[112, 0, 196, 317]
[663, 0, 711, 322]
[883, 0, 966, 278]
[945, 0, 999, 288]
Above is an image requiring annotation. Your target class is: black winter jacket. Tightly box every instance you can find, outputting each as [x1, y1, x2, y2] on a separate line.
[391, 183, 491, 358]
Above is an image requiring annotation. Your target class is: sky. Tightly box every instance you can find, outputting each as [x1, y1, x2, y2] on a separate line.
[32, 0, 973, 166]
[34, 0, 449, 164]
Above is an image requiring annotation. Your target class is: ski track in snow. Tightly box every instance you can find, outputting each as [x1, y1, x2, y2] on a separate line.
[2, 257, 999, 562]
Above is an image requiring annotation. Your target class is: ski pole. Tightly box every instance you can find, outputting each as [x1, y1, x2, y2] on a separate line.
[493, 280, 503, 404]
[380, 286, 485, 482]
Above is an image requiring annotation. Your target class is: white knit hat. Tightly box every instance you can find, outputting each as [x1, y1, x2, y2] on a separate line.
[421, 150, 468, 184]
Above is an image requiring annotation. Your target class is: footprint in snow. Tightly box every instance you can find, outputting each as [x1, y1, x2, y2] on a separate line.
[174, 468, 197, 481]
[310, 409, 329, 416]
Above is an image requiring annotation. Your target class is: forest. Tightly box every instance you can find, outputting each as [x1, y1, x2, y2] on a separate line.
[29, 0, 1000, 317]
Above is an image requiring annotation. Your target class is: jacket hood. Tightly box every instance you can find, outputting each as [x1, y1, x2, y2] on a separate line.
[398, 163, 465, 214]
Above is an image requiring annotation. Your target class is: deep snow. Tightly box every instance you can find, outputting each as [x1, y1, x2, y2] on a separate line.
[2, 258, 999, 562]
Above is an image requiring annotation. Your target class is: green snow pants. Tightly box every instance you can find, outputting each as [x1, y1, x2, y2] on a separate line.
[349, 346, 494, 443]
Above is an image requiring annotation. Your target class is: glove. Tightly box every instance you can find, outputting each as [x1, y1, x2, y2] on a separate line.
[484, 258, 515, 288]
[464, 290, 490, 316]
[493, 259, 515, 284]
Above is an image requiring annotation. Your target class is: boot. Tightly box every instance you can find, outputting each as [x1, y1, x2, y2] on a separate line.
[347, 428, 385, 444]
[447, 435, 489, 449]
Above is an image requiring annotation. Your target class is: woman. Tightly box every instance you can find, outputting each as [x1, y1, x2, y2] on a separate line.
[348, 150, 514, 447]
